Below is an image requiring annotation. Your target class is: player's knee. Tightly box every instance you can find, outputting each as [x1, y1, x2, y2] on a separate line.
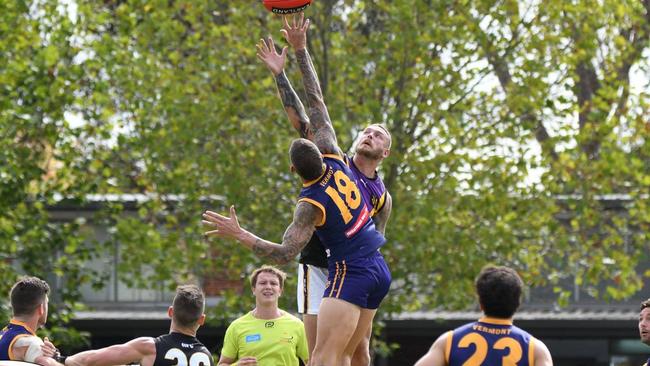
[350, 344, 370, 366]
[351, 351, 370, 366]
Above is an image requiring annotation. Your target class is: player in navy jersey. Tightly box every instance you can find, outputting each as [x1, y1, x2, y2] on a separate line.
[639, 298, 650, 366]
[256, 13, 393, 365]
[203, 18, 391, 365]
[415, 266, 553, 366]
[0, 276, 62, 365]
[64, 285, 213, 366]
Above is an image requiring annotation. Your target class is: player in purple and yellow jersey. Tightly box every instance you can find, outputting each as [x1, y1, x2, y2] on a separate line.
[256, 13, 392, 365]
[203, 140, 390, 366]
[203, 19, 391, 366]
[0, 276, 63, 366]
[415, 266, 553, 366]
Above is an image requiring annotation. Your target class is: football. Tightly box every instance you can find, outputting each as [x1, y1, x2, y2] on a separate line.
[263, 0, 312, 14]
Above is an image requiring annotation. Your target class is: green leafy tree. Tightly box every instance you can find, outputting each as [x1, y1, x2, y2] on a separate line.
[1, 0, 649, 355]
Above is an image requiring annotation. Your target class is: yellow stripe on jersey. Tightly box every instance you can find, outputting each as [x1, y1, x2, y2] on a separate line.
[9, 320, 36, 335]
[8, 334, 30, 360]
[329, 262, 340, 297]
[322, 153, 346, 163]
[335, 261, 347, 298]
[298, 198, 326, 226]
[302, 164, 327, 187]
[529, 337, 536, 366]
[376, 192, 387, 213]
[444, 330, 453, 364]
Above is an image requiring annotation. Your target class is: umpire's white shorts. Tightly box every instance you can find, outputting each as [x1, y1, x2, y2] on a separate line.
[297, 263, 328, 315]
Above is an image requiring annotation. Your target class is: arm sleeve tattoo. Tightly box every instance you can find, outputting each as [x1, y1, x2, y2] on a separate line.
[275, 71, 311, 139]
[251, 201, 319, 264]
[295, 48, 341, 155]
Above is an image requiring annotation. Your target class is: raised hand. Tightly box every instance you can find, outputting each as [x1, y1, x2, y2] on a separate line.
[202, 206, 245, 241]
[256, 36, 287, 76]
[281, 12, 310, 50]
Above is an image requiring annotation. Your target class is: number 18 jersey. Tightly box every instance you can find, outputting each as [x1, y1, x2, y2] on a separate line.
[446, 317, 535, 366]
[298, 154, 386, 262]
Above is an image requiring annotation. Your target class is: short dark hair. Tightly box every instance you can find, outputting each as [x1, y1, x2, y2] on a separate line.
[10, 276, 50, 317]
[172, 285, 205, 327]
[476, 266, 523, 319]
[250, 265, 287, 289]
[289, 138, 323, 181]
[640, 298, 650, 311]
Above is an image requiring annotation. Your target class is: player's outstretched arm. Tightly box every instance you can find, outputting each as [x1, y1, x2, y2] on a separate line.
[203, 202, 321, 265]
[373, 192, 392, 235]
[413, 331, 449, 366]
[257, 36, 312, 139]
[64, 337, 155, 366]
[282, 13, 339, 156]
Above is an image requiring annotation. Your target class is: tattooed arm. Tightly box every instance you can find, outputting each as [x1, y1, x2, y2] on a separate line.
[373, 192, 392, 235]
[282, 14, 340, 156]
[257, 36, 312, 139]
[202, 202, 320, 265]
[295, 48, 340, 156]
[275, 71, 312, 139]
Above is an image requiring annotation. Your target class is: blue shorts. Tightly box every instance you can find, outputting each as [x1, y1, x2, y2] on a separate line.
[323, 251, 391, 309]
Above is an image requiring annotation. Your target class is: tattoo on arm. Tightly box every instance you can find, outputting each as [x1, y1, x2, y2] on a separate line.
[373, 192, 392, 235]
[275, 71, 311, 139]
[251, 202, 319, 264]
[295, 48, 340, 155]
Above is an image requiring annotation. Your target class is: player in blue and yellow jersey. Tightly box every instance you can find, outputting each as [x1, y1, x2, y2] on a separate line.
[203, 19, 391, 363]
[415, 266, 553, 366]
[639, 299, 650, 366]
[0, 276, 63, 365]
[256, 13, 393, 366]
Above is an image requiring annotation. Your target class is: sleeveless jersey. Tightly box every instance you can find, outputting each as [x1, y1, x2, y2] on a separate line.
[0, 320, 36, 360]
[298, 155, 387, 267]
[153, 332, 213, 366]
[298, 154, 386, 262]
[446, 317, 535, 366]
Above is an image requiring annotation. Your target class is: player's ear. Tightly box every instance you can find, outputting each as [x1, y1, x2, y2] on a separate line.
[167, 306, 173, 319]
[197, 313, 206, 326]
[290, 164, 296, 173]
[382, 148, 390, 159]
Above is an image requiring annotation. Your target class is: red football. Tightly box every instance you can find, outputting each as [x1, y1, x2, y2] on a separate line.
[263, 0, 312, 14]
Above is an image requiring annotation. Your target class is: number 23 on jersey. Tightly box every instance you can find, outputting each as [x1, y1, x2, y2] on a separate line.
[457, 332, 524, 366]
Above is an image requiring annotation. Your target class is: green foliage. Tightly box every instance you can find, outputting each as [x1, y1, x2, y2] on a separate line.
[1, 0, 649, 355]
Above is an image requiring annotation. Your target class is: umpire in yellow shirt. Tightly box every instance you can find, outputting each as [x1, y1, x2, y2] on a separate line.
[218, 265, 308, 366]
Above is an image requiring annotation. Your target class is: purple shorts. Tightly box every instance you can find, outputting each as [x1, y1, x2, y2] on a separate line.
[323, 251, 391, 309]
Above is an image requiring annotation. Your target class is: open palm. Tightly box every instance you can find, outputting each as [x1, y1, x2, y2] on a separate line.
[256, 36, 287, 76]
